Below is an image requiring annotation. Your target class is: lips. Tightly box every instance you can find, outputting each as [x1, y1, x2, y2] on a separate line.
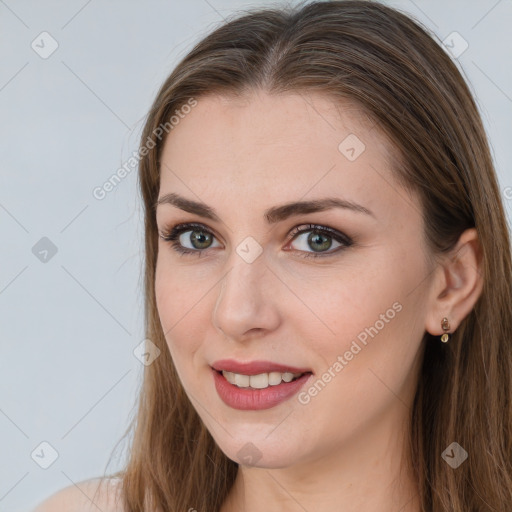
[212, 367, 314, 410]
[211, 359, 313, 376]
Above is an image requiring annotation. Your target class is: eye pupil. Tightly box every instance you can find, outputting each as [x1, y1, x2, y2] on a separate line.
[191, 230, 212, 249]
[165, 223, 350, 258]
[308, 232, 332, 252]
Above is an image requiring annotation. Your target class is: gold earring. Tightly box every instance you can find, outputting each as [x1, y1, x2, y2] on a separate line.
[440, 317, 450, 343]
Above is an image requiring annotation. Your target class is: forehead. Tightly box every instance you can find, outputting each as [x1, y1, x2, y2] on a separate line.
[158, 91, 411, 224]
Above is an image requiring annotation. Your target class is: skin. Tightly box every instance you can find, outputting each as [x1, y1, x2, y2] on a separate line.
[154, 91, 483, 512]
[33, 91, 482, 512]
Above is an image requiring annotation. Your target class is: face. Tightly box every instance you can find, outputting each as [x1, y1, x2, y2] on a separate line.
[154, 90, 433, 470]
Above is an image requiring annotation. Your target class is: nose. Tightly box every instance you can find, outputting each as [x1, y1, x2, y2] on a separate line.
[212, 251, 281, 341]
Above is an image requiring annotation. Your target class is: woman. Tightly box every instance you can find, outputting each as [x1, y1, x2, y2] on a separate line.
[35, 0, 512, 511]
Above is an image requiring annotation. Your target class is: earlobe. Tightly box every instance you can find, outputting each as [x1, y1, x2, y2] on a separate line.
[424, 228, 484, 339]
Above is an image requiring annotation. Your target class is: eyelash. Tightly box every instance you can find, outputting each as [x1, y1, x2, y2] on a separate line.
[158, 222, 354, 259]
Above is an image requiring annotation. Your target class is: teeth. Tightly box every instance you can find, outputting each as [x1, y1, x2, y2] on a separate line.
[234, 373, 250, 388]
[268, 371, 282, 385]
[221, 370, 304, 389]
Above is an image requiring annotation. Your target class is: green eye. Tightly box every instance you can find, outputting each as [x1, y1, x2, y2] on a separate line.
[159, 222, 353, 259]
[286, 224, 353, 258]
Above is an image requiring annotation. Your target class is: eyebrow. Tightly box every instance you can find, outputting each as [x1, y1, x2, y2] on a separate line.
[154, 192, 374, 223]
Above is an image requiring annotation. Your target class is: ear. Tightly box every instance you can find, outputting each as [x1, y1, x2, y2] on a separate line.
[425, 228, 484, 336]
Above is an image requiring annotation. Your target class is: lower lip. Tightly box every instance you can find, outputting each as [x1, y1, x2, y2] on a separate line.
[212, 367, 313, 410]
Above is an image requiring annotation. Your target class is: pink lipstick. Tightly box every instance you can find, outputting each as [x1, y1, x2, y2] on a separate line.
[211, 359, 313, 410]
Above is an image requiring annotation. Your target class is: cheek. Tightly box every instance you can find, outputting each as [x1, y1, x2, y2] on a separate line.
[288, 262, 399, 345]
[154, 258, 207, 360]
[291, 246, 426, 374]
[290, 264, 425, 441]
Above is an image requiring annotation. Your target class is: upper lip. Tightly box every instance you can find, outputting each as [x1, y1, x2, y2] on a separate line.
[211, 359, 313, 375]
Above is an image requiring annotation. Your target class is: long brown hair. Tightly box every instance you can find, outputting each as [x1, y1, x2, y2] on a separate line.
[106, 1, 512, 510]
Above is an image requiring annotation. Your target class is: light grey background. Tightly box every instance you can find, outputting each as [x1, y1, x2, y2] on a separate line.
[1, 0, 511, 510]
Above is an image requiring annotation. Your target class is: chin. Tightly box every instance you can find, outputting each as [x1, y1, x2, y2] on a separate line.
[210, 430, 308, 468]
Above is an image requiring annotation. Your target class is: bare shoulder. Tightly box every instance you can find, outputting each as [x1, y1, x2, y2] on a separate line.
[32, 476, 125, 512]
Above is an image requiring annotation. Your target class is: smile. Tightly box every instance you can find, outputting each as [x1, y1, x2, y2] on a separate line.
[211, 367, 313, 410]
[221, 370, 304, 389]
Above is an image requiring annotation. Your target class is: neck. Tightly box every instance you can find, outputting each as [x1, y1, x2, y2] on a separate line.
[220, 404, 421, 512]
